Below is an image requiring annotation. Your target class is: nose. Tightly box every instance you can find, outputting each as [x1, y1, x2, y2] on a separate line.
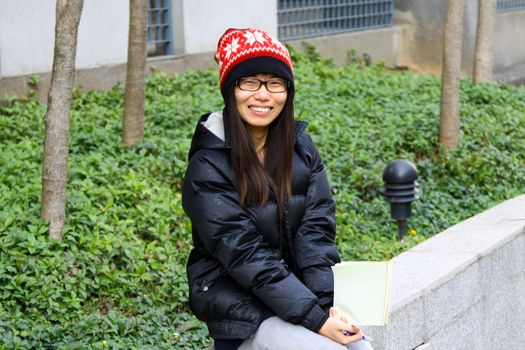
[254, 84, 271, 100]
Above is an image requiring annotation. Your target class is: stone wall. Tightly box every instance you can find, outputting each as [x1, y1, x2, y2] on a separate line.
[362, 195, 525, 349]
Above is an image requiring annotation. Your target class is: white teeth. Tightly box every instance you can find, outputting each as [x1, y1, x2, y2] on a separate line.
[251, 106, 270, 113]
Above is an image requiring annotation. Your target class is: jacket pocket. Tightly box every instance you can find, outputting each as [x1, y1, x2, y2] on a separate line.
[190, 273, 260, 324]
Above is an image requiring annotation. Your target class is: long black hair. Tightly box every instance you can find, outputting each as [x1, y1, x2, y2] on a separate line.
[224, 84, 296, 212]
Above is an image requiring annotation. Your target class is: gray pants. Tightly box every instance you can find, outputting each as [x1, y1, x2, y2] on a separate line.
[238, 316, 374, 350]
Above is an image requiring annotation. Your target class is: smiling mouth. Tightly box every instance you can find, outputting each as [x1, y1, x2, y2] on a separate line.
[250, 106, 272, 113]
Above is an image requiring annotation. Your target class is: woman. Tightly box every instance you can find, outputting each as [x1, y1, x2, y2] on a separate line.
[182, 28, 370, 350]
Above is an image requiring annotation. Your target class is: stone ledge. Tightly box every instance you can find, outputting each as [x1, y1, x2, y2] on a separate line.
[362, 194, 525, 350]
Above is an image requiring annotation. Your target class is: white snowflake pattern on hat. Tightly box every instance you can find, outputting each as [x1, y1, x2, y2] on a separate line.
[269, 36, 287, 52]
[224, 37, 240, 59]
[243, 30, 267, 46]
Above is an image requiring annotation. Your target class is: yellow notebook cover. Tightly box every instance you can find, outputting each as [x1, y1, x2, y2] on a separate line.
[332, 261, 392, 326]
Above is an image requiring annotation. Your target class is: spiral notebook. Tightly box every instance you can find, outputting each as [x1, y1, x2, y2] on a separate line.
[332, 261, 392, 326]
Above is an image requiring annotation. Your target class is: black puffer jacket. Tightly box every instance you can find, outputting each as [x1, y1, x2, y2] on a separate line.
[182, 112, 341, 339]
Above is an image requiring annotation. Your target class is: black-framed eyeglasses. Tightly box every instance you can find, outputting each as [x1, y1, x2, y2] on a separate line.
[236, 77, 290, 93]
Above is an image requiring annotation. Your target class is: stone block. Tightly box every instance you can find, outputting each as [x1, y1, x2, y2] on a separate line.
[423, 262, 481, 338]
[478, 233, 525, 296]
[391, 250, 474, 308]
[426, 300, 483, 349]
[362, 296, 425, 350]
[481, 271, 525, 350]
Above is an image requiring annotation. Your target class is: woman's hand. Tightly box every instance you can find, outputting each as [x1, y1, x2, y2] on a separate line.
[319, 307, 362, 345]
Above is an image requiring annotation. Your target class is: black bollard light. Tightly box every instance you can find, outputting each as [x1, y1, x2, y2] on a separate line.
[382, 160, 419, 241]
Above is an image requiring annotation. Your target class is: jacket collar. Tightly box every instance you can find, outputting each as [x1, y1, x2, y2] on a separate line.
[188, 111, 308, 160]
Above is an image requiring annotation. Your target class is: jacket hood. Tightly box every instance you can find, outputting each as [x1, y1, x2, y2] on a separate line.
[187, 110, 308, 161]
[188, 111, 229, 160]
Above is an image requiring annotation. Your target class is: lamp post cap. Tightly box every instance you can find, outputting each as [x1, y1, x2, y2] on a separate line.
[383, 159, 418, 184]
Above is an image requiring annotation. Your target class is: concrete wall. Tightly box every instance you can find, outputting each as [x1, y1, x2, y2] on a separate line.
[286, 26, 409, 68]
[0, 1, 55, 77]
[76, 1, 129, 69]
[493, 10, 525, 83]
[0, 0, 128, 77]
[174, 0, 277, 55]
[395, 0, 482, 75]
[396, 0, 525, 84]
[0, 26, 405, 101]
[0, 0, 278, 100]
[362, 195, 525, 349]
[2, 1, 525, 100]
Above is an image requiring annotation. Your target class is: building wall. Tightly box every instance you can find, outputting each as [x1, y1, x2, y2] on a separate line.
[1, 1, 525, 100]
[76, 0, 129, 69]
[0, 1, 55, 77]
[0, 0, 128, 78]
[493, 10, 525, 83]
[286, 26, 409, 68]
[395, 0, 525, 83]
[0, 0, 279, 99]
[175, 0, 277, 55]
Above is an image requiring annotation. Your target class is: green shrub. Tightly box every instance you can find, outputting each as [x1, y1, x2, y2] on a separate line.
[1, 46, 524, 348]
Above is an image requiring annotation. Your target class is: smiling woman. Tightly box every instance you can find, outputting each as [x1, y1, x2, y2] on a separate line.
[181, 28, 372, 350]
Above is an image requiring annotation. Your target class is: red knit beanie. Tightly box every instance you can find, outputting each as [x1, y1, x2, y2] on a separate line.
[214, 28, 294, 98]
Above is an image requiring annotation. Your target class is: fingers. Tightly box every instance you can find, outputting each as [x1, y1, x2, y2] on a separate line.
[329, 306, 339, 317]
[330, 306, 351, 324]
[325, 318, 363, 345]
[342, 332, 362, 344]
[348, 324, 361, 333]
[341, 325, 363, 344]
[331, 320, 354, 344]
[323, 308, 364, 345]
[319, 317, 350, 344]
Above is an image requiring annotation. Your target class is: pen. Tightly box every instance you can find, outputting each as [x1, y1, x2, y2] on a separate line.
[342, 330, 373, 341]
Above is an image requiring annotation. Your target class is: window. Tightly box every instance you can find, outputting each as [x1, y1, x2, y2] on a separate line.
[278, 0, 394, 41]
[497, 0, 525, 12]
[147, 0, 173, 56]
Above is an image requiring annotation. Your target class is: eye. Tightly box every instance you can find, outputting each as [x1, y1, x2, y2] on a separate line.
[241, 78, 259, 89]
[268, 79, 286, 89]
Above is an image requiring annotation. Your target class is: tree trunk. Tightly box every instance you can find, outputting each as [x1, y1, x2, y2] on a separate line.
[41, 0, 84, 239]
[122, 0, 148, 147]
[474, 0, 496, 84]
[439, 0, 466, 150]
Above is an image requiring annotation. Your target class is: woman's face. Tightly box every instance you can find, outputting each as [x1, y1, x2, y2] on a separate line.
[234, 73, 288, 133]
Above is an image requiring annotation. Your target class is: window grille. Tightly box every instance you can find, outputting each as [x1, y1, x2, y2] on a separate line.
[497, 0, 525, 12]
[147, 0, 173, 56]
[278, 0, 394, 41]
